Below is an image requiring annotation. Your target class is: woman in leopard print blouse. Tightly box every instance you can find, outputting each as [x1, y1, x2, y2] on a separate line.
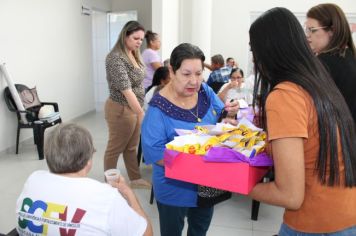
[104, 21, 150, 188]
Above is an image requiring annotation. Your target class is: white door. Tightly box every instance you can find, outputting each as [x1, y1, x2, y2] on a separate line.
[92, 11, 137, 111]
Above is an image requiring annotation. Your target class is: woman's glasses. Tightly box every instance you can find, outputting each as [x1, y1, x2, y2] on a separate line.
[304, 26, 328, 35]
[230, 76, 243, 81]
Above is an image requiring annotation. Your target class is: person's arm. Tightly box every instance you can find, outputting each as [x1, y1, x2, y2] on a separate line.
[221, 99, 239, 124]
[248, 137, 305, 210]
[218, 79, 241, 102]
[217, 83, 231, 102]
[204, 63, 213, 71]
[150, 61, 162, 70]
[109, 55, 144, 119]
[122, 89, 145, 120]
[141, 106, 167, 165]
[112, 176, 153, 236]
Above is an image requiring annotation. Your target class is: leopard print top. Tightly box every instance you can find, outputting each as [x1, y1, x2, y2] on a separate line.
[105, 51, 145, 107]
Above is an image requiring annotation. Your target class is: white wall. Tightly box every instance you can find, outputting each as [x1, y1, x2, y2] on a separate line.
[1, 0, 354, 153]
[152, 0, 180, 61]
[210, 0, 356, 75]
[154, 1, 356, 80]
[111, 0, 152, 38]
[0, 0, 111, 153]
[153, 0, 356, 77]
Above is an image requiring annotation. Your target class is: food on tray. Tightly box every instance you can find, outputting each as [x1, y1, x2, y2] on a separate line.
[195, 125, 209, 134]
[184, 144, 200, 154]
[166, 118, 267, 158]
[201, 136, 220, 152]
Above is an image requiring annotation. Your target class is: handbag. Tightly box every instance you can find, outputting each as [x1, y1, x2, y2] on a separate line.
[18, 87, 41, 109]
[197, 185, 232, 207]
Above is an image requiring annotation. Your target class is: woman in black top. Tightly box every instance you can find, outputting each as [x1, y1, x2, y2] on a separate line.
[306, 3, 356, 124]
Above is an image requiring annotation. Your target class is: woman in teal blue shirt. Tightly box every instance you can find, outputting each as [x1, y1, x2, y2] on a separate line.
[141, 43, 238, 236]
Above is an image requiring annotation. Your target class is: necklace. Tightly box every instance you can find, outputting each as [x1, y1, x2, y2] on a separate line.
[169, 84, 201, 122]
[187, 103, 201, 123]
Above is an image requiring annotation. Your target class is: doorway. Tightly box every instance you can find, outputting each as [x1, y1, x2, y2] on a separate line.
[91, 11, 137, 111]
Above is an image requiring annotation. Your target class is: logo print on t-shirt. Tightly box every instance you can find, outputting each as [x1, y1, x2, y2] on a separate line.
[18, 197, 86, 236]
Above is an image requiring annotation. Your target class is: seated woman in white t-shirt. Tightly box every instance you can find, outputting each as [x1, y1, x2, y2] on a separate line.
[16, 123, 153, 236]
[218, 68, 251, 105]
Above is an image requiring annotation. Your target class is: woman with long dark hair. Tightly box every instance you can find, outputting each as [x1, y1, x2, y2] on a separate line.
[248, 7, 356, 235]
[143, 66, 170, 111]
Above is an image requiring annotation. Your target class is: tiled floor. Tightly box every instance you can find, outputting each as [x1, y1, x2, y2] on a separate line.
[0, 112, 283, 235]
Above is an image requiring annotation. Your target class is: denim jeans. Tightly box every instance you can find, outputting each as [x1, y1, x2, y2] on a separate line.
[279, 223, 356, 236]
[156, 201, 214, 236]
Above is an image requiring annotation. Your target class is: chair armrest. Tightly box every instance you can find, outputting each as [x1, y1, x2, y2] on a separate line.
[41, 102, 59, 112]
[16, 110, 32, 115]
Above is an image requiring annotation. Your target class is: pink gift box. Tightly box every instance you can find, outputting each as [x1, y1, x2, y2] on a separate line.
[164, 151, 270, 194]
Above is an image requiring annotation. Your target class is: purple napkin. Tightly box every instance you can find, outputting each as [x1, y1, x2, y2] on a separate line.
[203, 147, 273, 166]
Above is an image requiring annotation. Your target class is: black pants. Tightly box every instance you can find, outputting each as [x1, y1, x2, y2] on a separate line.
[156, 201, 214, 236]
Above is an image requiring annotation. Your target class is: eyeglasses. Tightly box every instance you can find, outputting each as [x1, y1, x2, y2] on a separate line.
[231, 76, 243, 80]
[304, 26, 328, 35]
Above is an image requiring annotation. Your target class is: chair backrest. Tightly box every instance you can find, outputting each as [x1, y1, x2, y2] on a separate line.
[4, 86, 18, 112]
[4, 84, 41, 122]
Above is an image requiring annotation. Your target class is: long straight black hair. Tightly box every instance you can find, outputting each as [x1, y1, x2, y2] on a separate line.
[250, 7, 356, 187]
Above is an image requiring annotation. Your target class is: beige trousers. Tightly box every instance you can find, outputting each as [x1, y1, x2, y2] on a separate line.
[104, 98, 141, 180]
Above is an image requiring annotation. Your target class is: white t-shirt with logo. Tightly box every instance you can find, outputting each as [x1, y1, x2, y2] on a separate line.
[219, 82, 253, 105]
[16, 170, 147, 236]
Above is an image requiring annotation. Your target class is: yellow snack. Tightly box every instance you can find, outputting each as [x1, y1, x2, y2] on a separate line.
[229, 137, 242, 143]
[258, 132, 267, 140]
[166, 122, 268, 158]
[222, 126, 238, 132]
[236, 137, 250, 148]
[230, 129, 242, 135]
[254, 136, 264, 143]
[246, 136, 257, 149]
[242, 130, 251, 136]
[244, 131, 259, 139]
[166, 143, 184, 152]
[237, 124, 249, 132]
[201, 136, 220, 152]
[195, 149, 206, 155]
[183, 144, 200, 154]
[237, 141, 246, 148]
[217, 132, 233, 142]
[195, 126, 209, 134]
[254, 145, 265, 154]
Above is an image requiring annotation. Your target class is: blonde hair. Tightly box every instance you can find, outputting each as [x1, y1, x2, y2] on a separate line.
[112, 20, 145, 66]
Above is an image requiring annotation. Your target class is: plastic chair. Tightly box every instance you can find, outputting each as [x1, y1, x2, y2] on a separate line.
[3, 84, 62, 160]
[0, 228, 19, 236]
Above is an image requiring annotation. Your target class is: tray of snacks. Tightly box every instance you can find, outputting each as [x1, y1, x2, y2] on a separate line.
[164, 118, 273, 194]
